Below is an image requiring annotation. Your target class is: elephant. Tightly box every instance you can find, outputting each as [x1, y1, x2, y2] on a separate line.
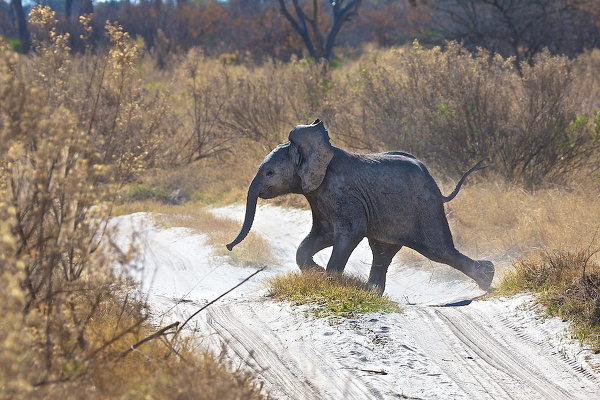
[226, 119, 494, 294]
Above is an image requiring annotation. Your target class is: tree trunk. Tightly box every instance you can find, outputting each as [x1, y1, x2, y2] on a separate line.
[66, 0, 73, 21]
[11, 0, 30, 53]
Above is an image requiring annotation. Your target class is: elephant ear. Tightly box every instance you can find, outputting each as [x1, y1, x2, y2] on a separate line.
[289, 121, 334, 193]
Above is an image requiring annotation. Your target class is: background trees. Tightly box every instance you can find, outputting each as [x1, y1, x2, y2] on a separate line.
[1, 0, 598, 63]
[277, 0, 363, 61]
[432, 0, 600, 65]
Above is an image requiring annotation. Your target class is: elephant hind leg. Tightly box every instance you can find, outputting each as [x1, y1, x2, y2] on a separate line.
[296, 230, 333, 272]
[416, 246, 494, 291]
[413, 205, 494, 290]
[368, 240, 402, 295]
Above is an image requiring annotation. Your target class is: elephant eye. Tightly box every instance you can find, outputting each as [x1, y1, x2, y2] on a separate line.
[266, 170, 274, 177]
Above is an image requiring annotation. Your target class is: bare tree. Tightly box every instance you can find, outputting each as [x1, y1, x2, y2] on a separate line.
[434, 0, 600, 65]
[277, 0, 363, 61]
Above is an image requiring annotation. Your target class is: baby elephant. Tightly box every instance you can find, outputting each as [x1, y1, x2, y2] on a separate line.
[227, 120, 494, 294]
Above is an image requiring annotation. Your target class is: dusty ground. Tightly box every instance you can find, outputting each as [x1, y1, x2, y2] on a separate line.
[113, 206, 600, 400]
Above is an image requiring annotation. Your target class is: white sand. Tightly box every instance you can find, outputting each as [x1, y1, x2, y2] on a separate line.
[111, 205, 599, 399]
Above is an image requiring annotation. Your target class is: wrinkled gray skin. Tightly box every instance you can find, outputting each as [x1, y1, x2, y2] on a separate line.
[227, 120, 494, 294]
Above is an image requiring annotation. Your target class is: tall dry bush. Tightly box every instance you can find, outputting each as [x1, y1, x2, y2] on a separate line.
[339, 42, 600, 186]
[176, 51, 236, 163]
[219, 58, 331, 149]
[26, 8, 172, 177]
[0, 27, 144, 393]
[128, 43, 600, 205]
[159, 54, 333, 169]
[0, 10, 268, 398]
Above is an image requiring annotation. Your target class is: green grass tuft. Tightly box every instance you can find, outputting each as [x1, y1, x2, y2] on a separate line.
[267, 270, 402, 318]
[498, 250, 600, 352]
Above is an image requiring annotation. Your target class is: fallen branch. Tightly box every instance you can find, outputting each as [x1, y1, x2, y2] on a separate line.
[162, 266, 267, 359]
[120, 266, 266, 361]
[118, 321, 180, 360]
[177, 266, 266, 334]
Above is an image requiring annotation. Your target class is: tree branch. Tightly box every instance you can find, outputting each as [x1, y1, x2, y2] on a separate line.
[118, 322, 180, 360]
[278, 0, 318, 58]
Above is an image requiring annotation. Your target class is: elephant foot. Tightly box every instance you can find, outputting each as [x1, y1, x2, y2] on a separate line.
[471, 260, 495, 291]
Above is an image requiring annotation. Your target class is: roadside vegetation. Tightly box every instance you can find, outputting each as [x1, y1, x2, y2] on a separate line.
[267, 271, 401, 318]
[446, 180, 600, 259]
[499, 250, 600, 352]
[0, 8, 268, 398]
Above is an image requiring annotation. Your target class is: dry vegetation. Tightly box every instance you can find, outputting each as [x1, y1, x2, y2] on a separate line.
[0, 7, 268, 398]
[499, 250, 600, 353]
[1, 4, 600, 396]
[267, 271, 401, 318]
[446, 179, 600, 260]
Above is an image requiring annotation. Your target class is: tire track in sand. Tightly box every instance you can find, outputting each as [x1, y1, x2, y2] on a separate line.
[405, 305, 599, 400]
[205, 302, 379, 400]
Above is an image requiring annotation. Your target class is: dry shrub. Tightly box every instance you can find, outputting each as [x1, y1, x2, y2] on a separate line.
[0, 11, 267, 398]
[500, 250, 600, 352]
[176, 50, 236, 163]
[572, 49, 600, 114]
[218, 58, 330, 149]
[124, 51, 330, 168]
[0, 23, 145, 393]
[334, 42, 600, 186]
[26, 7, 174, 175]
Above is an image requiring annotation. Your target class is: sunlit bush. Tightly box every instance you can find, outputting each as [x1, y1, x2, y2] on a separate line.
[0, 9, 268, 398]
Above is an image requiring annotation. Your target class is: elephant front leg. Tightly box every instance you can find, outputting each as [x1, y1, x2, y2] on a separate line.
[368, 240, 402, 295]
[296, 230, 332, 272]
[325, 234, 362, 274]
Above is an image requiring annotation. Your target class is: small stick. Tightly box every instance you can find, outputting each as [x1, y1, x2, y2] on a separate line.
[124, 266, 267, 361]
[358, 368, 388, 375]
[171, 266, 266, 348]
[119, 321, 180, 359]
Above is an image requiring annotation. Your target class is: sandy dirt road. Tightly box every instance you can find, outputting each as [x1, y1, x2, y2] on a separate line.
[113, 206, 599, 399]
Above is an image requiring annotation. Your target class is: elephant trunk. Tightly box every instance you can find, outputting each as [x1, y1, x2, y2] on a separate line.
[226, 179, 260, 251]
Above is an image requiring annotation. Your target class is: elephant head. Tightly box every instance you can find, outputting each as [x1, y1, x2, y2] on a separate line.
[226, 119, 334, 251]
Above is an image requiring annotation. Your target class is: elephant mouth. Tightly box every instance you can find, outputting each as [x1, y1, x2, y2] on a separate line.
[260, 185, 276, 199]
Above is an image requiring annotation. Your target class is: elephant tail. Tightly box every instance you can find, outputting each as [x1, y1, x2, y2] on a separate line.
[442, 160, 487, 203]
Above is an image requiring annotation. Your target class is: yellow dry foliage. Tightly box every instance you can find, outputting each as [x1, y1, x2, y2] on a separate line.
[0, 11, 268, 399]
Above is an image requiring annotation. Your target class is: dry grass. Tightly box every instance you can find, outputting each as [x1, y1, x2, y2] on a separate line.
[267, 270, 401, 318]
[120, 146, 311, 210]
[31, 295, 269, 400]
[115, 201, 275, 267]
[444, 178, 600, 261]
[499, 250, 600, 353]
